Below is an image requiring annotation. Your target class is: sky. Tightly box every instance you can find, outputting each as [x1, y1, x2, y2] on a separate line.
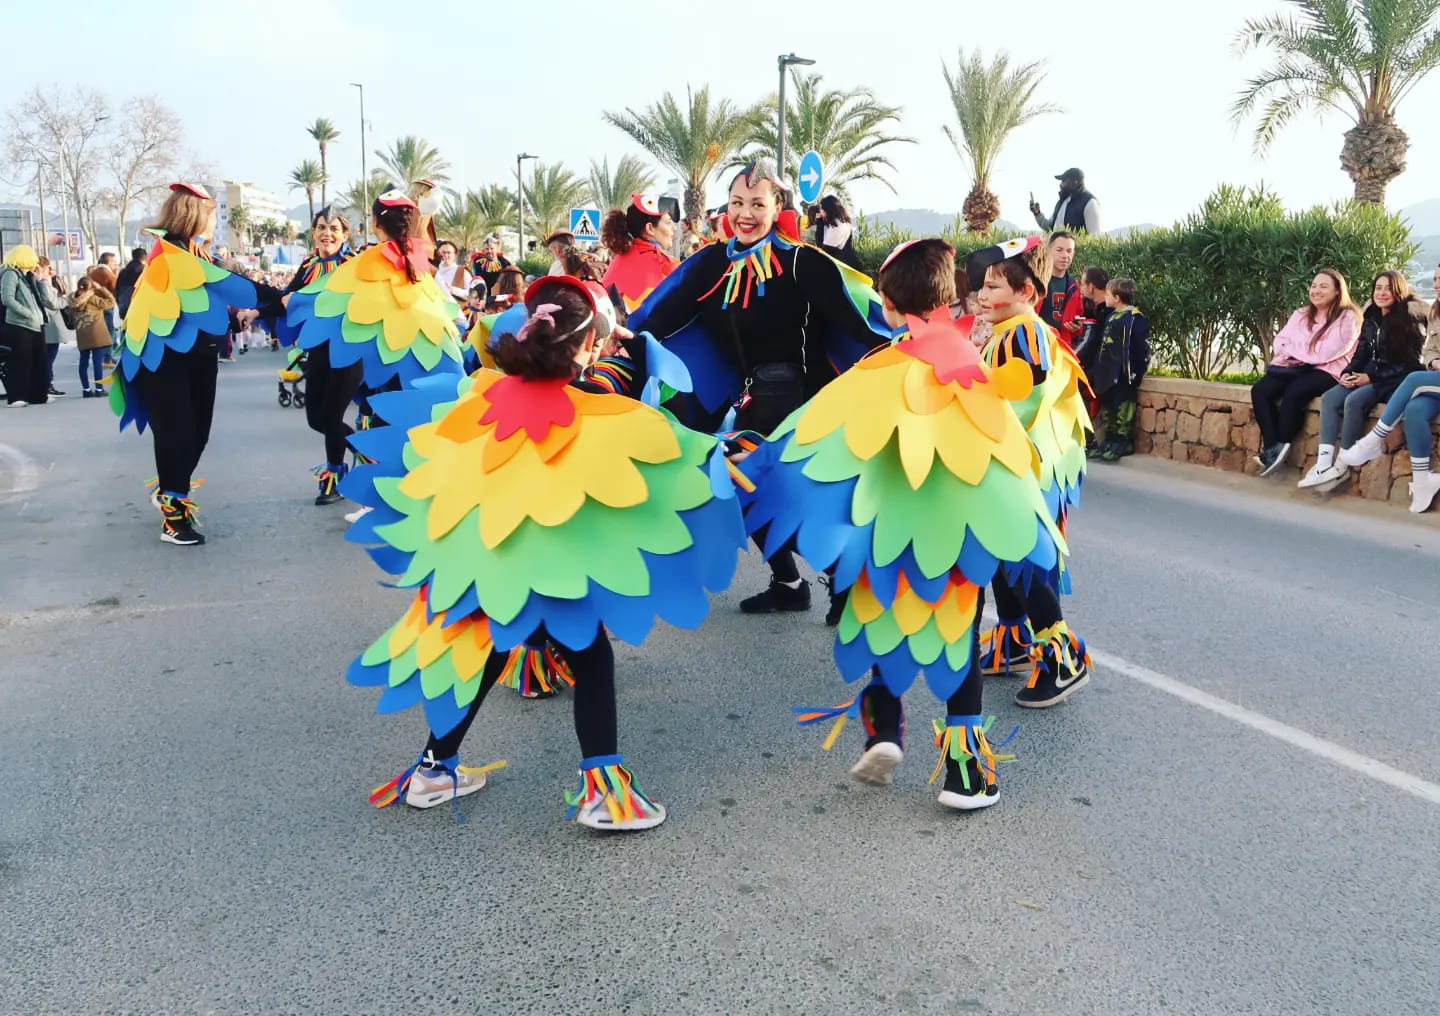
[6, 0, 1440, 231]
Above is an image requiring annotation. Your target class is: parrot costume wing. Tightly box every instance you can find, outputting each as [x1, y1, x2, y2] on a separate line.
[739, 314, 1066, 703]
[285, 241, 463, 389]
[112, 237, 259, 432]
[341, 370, 747, 735]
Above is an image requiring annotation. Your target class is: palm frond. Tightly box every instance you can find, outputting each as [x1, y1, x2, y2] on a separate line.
[374, 135, 451, 189]
[588, 155, 657, 210]
[941, 48, 1059, 186]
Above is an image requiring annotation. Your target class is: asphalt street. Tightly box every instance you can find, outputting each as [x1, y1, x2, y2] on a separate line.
[2, 348, 1438, 1015]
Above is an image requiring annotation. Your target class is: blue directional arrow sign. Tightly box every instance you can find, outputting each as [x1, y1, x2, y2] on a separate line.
[797, 150, 825, 205]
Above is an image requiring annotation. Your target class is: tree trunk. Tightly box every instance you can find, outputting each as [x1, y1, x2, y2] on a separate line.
[683, 181, 704, 231]
[1341, 116, 1409, 206]
[319, 145, 328, 205]
[307, 193, 316, 226]
[962, 182, 999, 234]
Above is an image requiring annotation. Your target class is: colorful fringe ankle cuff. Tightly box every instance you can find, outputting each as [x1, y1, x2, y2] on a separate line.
[498, 644, 575, 697]
[564, 755, 663, 825]
[928, 715, 1018, 792]
[1025, 622, 1090, 690]
[980, 620, 1035, 673]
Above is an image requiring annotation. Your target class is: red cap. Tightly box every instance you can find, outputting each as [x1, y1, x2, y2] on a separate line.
[631, 194, 662, 217]
[524, 274, 600, 313]
[170, 182, 213, 201]
[375, 188, 417, 209]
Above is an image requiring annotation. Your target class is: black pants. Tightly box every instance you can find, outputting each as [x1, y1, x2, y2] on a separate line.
[304, 345, 364, 464]
[991, 570, 1063, 632]
[425, 631, 618, 762]
[1250, 366, 1335, 448]
[1, 324, 48, 404]
[132, 347, 219, 496]
[863, 588, 987, 738]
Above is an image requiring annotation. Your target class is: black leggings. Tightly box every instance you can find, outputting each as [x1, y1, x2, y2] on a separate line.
[1250, 366, 1336, 448]
[425, 631, 617, 762]
[132, 346, 219, 496]
[1, 324, 48, 404]
[991, 571, 1062, 631]
[305, 344, 364, 464]
[863, 589, 986, 737]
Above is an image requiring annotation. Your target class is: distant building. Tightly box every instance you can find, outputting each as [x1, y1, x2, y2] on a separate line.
[213, 182, 303, 249]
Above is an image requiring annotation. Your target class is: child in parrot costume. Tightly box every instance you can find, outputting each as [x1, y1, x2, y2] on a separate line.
[113, 182, 285, 546]
[283, 188, 465, 509]
[340, 275, 745, 828]
[967, 239, 1094, 708]
[737, 238, 1067, 809]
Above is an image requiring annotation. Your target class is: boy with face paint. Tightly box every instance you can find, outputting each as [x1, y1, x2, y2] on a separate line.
[968, 239, 1093, 708]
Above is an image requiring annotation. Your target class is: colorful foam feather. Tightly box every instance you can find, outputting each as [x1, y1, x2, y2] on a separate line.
[738, 313, 1066, 702]
[627, 233, 892, 421]
[272, 248, 353, 346]
[285, 240, 464, 389]
[340, 369, 746, 657]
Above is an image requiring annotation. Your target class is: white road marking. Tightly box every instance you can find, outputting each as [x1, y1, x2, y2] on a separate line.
[0, 442, 40, 502]
[1089, 648, 1440, 807]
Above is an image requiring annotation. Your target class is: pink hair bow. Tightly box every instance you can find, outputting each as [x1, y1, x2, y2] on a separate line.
[517, 303, 562, 341]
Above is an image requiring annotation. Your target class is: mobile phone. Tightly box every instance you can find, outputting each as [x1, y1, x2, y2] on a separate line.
[1029, 191, 1035, 204]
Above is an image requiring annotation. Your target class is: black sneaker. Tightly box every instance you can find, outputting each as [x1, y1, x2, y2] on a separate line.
[161, 517, 205, 546]
[1254, 442, 1290, 477]
[81, 389, 95, 399]
[48, 386, 66, 397]
[1014, 657, 1091, 708]
[739, 578, 811, 614]
[314, 465, 347, 506]
[937, 755, 998, 811]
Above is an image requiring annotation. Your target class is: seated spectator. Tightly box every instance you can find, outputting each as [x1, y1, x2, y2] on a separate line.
[1250, 269, 1361, 476]
[1088, 277, 1150, 461]
[1300, 270, 1425, 490]
[1340, 265, 1440, 512]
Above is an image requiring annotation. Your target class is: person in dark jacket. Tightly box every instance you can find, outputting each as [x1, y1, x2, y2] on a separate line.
[1, 245, 62, 406]
[1300, 270, 1425, 490]
[1030, 168, 1101, 233]
[114, 247, 147, 317]
[1088, 277, 1150, 461]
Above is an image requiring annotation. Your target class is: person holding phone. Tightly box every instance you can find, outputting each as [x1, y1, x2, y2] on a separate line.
[1030, 169, 1101, 234]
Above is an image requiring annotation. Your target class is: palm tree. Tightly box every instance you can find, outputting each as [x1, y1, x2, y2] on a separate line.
[306, 117, 341, 205]
[375, 135, 450, 190]
[523, 162, 590, 238]
[732, 72, 915, 198]
[435, 195, 491, 251]
[336, 173, 388, 219]
[227, 204, 250, 249]
[470, 184, 517, 235]
[942, 49, 1060, 233]
[604, 86, 756, 224]
[1231, 0, 1440, 204]
[256, 218, 285, 244]
[288, 159, 325, 225]
[588, 155, 657, 211]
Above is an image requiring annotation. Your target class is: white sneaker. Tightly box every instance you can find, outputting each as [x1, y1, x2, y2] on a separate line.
[1408, 472, 1440, 513]
[575, 794, 667, 831]
[6, 401, 28, 408]
[344, 504, 373, 524]
[1298, 462, 1347, 489]
[1339, 431, 1384, 467]
[404, 765, 488, 809]
[45, 396, 58, 403]
[849, 741, 904, 785]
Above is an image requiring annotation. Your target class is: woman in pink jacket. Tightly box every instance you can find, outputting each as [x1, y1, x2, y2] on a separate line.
[1249, 269, 1361, 475]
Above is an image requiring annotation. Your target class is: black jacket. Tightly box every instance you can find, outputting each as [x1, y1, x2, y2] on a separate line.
[1344, 301, 1424, 399]
[115, 258, 145, 316]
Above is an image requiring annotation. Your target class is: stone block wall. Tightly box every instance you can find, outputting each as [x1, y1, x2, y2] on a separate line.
[1132, 376, 1438, 507]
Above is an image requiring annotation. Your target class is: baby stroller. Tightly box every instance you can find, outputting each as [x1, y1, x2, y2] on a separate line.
[277, 347, 307, 408]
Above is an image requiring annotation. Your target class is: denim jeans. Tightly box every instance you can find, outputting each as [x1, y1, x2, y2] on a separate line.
[1318, 383, 1378, 448]
[78, 348, 106, 389]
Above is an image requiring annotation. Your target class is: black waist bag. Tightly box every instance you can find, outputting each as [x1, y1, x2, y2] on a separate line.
[736, 361, 805, 435]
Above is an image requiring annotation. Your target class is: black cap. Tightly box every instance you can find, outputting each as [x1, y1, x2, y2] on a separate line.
[1055, 167, 1084, 182]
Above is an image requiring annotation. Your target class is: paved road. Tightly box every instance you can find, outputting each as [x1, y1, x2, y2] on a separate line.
[3, 350, 1438, 1015]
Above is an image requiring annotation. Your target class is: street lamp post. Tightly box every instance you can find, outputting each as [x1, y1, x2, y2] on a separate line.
[516, 153, 537, 262]
[350, 82, 368, 243]
[776, 53, 815, 181]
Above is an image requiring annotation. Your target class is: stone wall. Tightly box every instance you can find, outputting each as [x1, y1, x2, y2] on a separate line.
[1132, 376, 1437, 506]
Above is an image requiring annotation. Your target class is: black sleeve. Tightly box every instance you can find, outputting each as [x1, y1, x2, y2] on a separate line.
[1344, 322, 1375, 375]
[790, 245, 890, 355]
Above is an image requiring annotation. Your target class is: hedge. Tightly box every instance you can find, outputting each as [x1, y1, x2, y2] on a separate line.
[853, 185, 1419, 380]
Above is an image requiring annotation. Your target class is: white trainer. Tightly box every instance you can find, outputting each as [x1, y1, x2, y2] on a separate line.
[1299, 462, 1347, 490]
[1408, 472, 1440, 513]
[344, 505, 373, 524]
[1339, 431, 1385, 467]
[404, 766, 488, 809]
[849, 741, 904, 785]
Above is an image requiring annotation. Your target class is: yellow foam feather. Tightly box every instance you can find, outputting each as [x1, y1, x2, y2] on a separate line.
[848, 575, 884, 624]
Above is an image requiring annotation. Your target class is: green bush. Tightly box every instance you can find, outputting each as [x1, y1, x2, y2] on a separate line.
[853, 185, 1418, 380]
[516, 254, 552, 277]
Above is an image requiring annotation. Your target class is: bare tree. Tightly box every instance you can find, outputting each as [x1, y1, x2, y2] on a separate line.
[5, 87, 113, 258]
[106, 96, 182, 249]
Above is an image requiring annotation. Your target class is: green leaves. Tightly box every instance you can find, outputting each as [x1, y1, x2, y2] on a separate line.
[941, 48, 1060, 187]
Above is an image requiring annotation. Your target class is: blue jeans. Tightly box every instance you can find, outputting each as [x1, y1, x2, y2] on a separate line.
[1318, 383, 1378, 448]
[78, 348, 106, 389]
[1377, 371, 1440, 459]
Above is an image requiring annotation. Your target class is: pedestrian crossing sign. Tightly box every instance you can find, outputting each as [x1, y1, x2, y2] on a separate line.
[570, 207, 600, 241]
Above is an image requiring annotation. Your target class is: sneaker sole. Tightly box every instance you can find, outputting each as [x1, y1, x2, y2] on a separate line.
[160, 532, 205, 546]
[405, 773, 487, 810]
[576, 804, 667, 831]
[1014, 669, 1091, 709]
[849, 742, 903, 785]
[739, 602, 811, 615]
[1258, 445, 1291, 477]
[937, 788, 999, 811]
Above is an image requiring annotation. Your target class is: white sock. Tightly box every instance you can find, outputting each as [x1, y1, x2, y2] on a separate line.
[780, 578, 802, 589]
[1316, 444, 1335, 469]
